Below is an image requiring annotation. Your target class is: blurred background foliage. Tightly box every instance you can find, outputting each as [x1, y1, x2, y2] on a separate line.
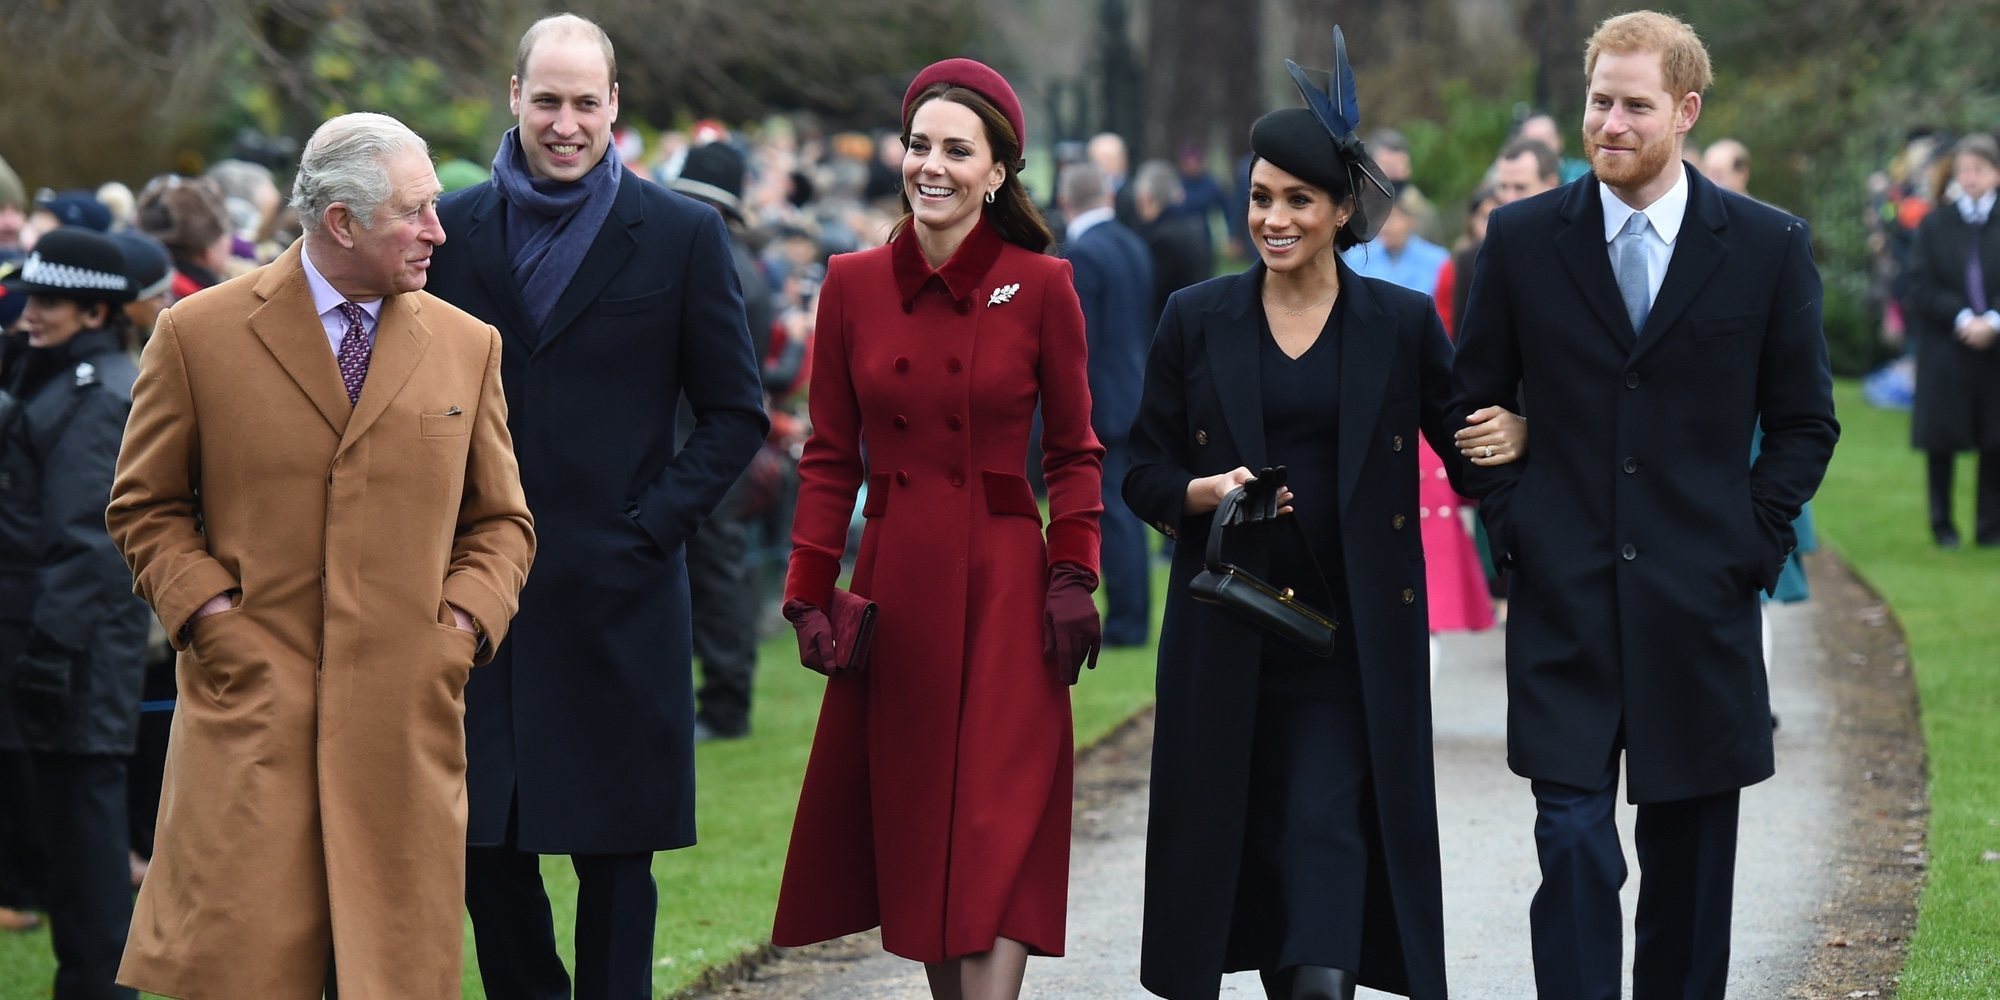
[3, 0, 1997, 373]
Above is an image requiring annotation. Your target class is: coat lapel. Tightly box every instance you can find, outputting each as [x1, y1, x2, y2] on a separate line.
[1336, 263, 1392, 513]
[533, 171, 642, 350]
[462, 186, 538, 354]
[1631, 166, 1728, 365]
[1202, 267, 1267, 470]
[247, 244, 350, 436]
[337, 292, 430, 456]
[1552, 179, 1641, 352]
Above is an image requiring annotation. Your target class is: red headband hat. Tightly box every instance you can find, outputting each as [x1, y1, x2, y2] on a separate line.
[902, 58, 1027, 163]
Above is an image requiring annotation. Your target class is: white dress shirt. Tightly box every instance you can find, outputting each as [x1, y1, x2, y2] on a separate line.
[1599, 166, 1690, 313]
[300, 245, 381, 355]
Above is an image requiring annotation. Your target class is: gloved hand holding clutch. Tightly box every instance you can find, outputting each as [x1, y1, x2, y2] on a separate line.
[783, 589, 879, 676]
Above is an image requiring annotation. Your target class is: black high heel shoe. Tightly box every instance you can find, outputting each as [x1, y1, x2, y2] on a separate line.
[1261, 965, 1357, 1000]
[1287, 965, 1357, 1000]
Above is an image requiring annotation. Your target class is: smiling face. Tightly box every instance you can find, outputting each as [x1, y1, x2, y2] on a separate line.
[1247, 158, 1351, 274]
[1582, 49, 1699, 204]
[902, 98, 1005, 246]
[510, 35, 619, 183]
[22, 295, 104, 349]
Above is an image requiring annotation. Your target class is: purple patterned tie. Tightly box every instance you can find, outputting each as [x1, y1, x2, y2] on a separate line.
[1968, 231, 1989, 315]
[335, 302, 372, 405]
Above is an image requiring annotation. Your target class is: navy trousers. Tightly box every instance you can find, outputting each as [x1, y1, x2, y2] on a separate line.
[1099, 441, 1152, 645]
[466, 797, 659, 1000]
[1529, 752, 1741, 1000]
[34, 753, 135, 1000]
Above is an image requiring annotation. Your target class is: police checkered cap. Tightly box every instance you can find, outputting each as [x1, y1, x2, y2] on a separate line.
[16, 228, 135, 302]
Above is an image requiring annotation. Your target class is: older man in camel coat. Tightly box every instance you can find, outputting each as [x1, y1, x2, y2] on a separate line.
[107, 113, 536, 999]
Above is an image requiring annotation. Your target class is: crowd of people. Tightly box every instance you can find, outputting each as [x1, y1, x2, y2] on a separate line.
[0, 4, 1940, 999]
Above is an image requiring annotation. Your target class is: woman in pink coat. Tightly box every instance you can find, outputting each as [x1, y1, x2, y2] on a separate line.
[773, 58, 1105, 1000]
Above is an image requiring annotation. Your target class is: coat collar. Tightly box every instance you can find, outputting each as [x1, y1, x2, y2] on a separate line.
[1553, 162, 1729, 357]
[891, 215, 1007, 312]
[1201, 256, 1390, 501]
[460, 172, 645, 353]
[248, 241, 431, 451]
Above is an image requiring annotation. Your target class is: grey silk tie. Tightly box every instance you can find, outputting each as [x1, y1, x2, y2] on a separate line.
[1612, 212, 1652, 335]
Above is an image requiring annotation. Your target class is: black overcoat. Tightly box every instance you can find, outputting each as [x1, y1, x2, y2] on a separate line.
[0, 330, 148, 755]
[1903, 204, 2000, 452]
[1124, 262, 1454, 1000]
[429, 171, 768, 853]
[1449, 166, 1839, 804]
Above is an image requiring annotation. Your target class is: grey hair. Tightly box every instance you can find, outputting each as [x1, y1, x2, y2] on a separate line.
[1133, 159, 1184, 207]
[206, 158, 275, 204]
[1058, 162, 1108, 210]
[290, 113, 430, 232]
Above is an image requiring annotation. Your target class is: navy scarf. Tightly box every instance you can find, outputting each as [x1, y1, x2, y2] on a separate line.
[490, 127, 622, 330]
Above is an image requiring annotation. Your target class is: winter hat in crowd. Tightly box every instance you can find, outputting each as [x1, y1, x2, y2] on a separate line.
[669, 143, 747, 221]
[902, 58, 1027, 156]
[35, 190, 114, 232]
[109, 231, 175, 302]
[16, 227, 136, 303]
[136, 174, 230, 258]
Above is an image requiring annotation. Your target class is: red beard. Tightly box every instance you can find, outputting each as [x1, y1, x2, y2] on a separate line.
[1585, 129, 1678, 192]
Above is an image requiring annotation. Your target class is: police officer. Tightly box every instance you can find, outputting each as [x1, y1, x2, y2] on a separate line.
[0, 227, 148, 1000]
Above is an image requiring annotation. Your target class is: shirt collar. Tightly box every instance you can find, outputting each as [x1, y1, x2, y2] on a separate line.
[891, 214, 1007, 312]
[1065, 205, 1117, 243]
[300, 243, 383, 324]
[1600, 163, 1690, 246]
[1958, 190, 1997, 224]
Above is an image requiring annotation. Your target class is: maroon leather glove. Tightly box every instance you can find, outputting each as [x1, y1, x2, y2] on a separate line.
[784, 590, 878, 675]
[783, 599, 838, 675]
[1043, 563, 1102, 685]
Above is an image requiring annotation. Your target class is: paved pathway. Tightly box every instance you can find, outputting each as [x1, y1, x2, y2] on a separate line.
[748, 600, 1837, 998]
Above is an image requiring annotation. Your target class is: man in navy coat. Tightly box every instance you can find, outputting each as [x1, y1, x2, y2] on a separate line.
[1449, 12, 1837, 999]
[1060, 162, 1156, 646]
[424, 14, 767, 999]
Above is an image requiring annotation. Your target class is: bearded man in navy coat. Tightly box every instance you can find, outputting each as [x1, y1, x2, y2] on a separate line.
[423, 14, 767, 999]
[1449, 12, 1837, 999]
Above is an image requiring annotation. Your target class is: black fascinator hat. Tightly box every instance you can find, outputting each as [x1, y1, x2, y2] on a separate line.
[1249, 26, 1396, 244]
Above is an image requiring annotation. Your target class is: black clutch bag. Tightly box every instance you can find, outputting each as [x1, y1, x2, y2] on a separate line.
[1186, 469, 1339, 657]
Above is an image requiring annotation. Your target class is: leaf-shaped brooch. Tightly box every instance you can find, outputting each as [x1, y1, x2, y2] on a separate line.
[988, 283, 1020, 307]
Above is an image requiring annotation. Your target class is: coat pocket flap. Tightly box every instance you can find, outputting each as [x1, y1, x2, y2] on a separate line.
[420, 411, 471, 437]
[861, 472, 892, 518]
[982, 470, 1042, 522]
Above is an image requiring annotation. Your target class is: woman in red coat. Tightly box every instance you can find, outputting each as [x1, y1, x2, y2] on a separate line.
[773, 58, 1105, 999]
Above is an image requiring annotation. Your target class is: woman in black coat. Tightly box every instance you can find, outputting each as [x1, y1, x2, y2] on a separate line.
[0, 228, 149, 998]
[1122, 60, 1525, 1000]
[1904, 133, 2000, 547]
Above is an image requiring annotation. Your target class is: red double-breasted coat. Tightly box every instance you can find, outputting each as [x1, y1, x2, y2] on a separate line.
[774, 218, 1103, 962]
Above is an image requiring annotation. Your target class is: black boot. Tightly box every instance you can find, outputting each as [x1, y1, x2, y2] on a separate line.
[1287, 965, 1357, 1000]
[1258, 966, 1295, 999]
[1929, 451, 1961, 548]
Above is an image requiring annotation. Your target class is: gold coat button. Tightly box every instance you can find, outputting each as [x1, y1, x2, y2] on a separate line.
[1391, 435, 1405, 452]
[1195, 429, 1209, 445]
[1401, 588, 1415, 605]
[1392, 513, 1407, 530]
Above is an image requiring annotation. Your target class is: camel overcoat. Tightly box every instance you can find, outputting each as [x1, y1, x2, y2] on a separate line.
[107, 242, 536, 999]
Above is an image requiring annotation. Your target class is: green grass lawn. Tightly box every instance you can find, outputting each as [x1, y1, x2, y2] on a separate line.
[1813, 380, 2000, 995]
[0, 575, 1166, 998]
